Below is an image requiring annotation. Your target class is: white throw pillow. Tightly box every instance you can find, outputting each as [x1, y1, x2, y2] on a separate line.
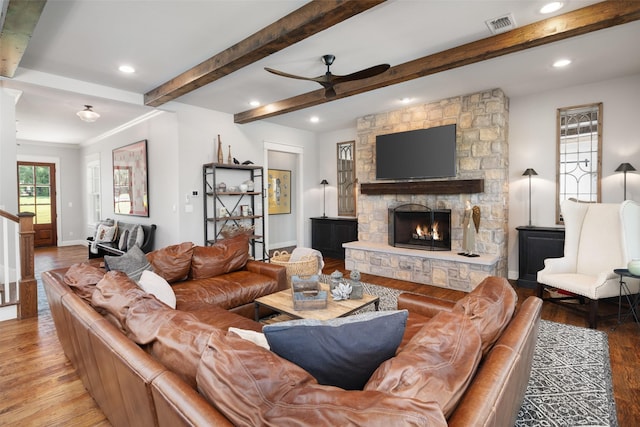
[228, 328, 270, 350]
[138, 270, 176, 309]
[95, 223, 118, 243]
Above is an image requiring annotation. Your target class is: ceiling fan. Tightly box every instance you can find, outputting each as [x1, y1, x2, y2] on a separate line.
[265, 54, 390, 98]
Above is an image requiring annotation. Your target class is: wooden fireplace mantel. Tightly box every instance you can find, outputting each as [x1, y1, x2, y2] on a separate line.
[360, 179, 484, 195]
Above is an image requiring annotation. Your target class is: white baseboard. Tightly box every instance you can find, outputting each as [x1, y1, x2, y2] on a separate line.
[507, 269, 519, 281]
[58, 239, 88, 247]
[268, 240, 297, 251]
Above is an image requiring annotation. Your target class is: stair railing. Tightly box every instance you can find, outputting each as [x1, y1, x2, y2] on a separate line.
[0, 209, 36, 319]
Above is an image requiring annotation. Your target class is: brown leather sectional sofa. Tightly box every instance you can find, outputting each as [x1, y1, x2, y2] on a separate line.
[42, 237, 542, 426]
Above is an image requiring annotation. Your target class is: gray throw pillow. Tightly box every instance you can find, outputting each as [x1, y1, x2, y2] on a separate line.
[263, 310, 408, 390]
[127, 225, 145, 250]
[104, 245, 152, 281]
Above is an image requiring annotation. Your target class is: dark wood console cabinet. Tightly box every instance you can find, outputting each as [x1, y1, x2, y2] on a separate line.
[516, 226, 565, 289]
[311, 217, 358, 259]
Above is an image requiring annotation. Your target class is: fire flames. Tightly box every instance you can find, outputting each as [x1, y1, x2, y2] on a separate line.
[414, 222, 440, 241]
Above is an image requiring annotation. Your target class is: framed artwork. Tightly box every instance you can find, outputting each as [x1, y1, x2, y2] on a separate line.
[113, 140, 149, 217]
[268, 169, 291, 215]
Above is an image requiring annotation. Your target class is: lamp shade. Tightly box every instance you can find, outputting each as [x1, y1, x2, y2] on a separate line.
[615, 163, 636, 172]
[522, 168, 538, 176]
[77, 105, 100, 122]
[320, 179, 329, 185]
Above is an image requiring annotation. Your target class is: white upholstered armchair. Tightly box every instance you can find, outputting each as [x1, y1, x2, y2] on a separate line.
[537, 199, 640, 328]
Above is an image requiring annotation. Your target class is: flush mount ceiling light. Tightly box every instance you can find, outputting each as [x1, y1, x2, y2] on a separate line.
[249, 100, 260, 107]
[76, 105, 100, 122]
[540, 2, 564, 14]
[553, 58, 572, 68]
[310, 116, 320, 123]
[119, 64, 136, 73]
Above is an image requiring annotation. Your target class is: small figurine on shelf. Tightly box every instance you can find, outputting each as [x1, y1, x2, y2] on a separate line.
[217, 134, 223, 164]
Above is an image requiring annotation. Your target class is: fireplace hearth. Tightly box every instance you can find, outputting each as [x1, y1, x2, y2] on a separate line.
[388, 204, 451, 251]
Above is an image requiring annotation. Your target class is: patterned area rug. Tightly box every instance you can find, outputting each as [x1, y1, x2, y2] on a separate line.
[344, 280, 618, 426]
[515, 320, 618, 427]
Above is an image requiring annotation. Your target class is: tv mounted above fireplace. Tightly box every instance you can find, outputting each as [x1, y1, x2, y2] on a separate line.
[375, 124, 456, 180]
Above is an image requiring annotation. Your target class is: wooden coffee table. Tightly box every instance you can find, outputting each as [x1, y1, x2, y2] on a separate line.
[254, 282, 379, 321]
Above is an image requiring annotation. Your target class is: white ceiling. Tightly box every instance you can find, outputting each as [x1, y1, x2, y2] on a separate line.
[2, 0, 639, 145]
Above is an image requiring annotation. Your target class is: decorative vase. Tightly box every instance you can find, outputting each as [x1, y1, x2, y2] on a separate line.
[227, 145, 232, 164]
[628, 259, 640, 276]
[330, 270, 343, 291]
[217, 135, 223, 164]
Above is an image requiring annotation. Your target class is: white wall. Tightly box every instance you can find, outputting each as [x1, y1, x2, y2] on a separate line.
[168, 102, 317, 247]
[267, 150, 297, 249]
[81, 111, 180, 249]
[508, 73, 640, 279]
[0, 89, 18, 212]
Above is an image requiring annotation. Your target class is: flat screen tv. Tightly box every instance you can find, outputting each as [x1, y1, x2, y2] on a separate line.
[375, 124, 456, 180]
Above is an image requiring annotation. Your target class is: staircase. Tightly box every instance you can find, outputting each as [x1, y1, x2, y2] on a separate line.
[0, 210, 36, 321]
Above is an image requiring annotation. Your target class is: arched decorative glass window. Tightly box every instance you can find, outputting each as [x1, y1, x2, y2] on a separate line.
[556, 103, 602, 223]
[337, 141, 356, 216]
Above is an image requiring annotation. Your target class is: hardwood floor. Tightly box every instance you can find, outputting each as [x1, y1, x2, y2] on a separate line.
[0, 246, 637, 425]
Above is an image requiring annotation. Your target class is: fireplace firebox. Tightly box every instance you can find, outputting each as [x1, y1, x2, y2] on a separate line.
[388, 204, 451, 251]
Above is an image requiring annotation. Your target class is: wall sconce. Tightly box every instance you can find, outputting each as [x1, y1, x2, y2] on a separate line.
[615, 163, 635, 200]
[76, 105, 100, 122]
[522, 168, 538, 226]
[320, 179, 329, 218]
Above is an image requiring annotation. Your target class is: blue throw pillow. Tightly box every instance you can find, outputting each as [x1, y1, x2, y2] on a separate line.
[263, 310, 408, 390]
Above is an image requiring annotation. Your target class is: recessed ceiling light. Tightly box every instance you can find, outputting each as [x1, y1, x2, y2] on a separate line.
[540, 2, 564, 14]
[400, 97, 413, 104]
[118, 65, 136, 73]
[249, 100, 260, 107]
[310, 116, 320, 123]
[553, 58, 572, 68]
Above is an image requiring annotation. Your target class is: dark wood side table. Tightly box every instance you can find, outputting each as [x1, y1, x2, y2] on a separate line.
[613, 268, 640, 327]
[311, 217, 357, 259]
[516, 226, 565, 289]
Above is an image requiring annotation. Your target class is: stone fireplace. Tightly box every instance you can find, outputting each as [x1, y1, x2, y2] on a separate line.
[345, 89, 509, 291]
[388, 204, 451, 251]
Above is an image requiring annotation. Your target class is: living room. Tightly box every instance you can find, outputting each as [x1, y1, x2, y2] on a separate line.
[0, 1, 639, 425]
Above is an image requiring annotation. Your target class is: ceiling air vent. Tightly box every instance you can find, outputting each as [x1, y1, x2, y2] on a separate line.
[485, 13, 517, 34]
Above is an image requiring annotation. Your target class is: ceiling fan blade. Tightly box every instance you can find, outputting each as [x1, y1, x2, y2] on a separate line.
[324, 86, 337, 98]
[264, 67, 318, 82]
[332, 64, 390, 84]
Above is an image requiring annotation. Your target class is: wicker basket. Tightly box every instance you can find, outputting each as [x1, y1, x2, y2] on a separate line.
[270, 250, 319, 287]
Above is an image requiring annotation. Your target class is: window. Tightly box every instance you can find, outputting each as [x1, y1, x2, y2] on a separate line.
[337, 141, 356, 216]
[556, 103, 602, 223]
[86, 155, 101, 224]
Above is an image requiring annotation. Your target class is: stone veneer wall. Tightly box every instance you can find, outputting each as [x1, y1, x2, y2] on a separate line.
[348, 89, 509, 290]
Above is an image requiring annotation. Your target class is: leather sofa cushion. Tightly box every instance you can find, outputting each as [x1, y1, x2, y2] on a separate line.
[263, 310, 408, 390]
[145, 310, 217, 388]
[91, 271, 148, 331]
[172, 270, 279, 311]
[189, 235, 250, 280]
[196, 329, 447, 426]
[146, 242, 194, 283]
[452, 276, 517, 354]
[63, 262, 105, 303]
[364, 310, 482, 418]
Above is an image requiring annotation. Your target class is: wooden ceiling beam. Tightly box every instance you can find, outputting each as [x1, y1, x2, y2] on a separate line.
[0, 0, 47, 78]
[144, 0, 386, 107]
[234, 1, 640, 124]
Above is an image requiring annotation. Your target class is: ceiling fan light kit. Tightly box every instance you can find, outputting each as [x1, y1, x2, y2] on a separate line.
[77, 105, 100, 122]
[265, 54, 390, 98]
